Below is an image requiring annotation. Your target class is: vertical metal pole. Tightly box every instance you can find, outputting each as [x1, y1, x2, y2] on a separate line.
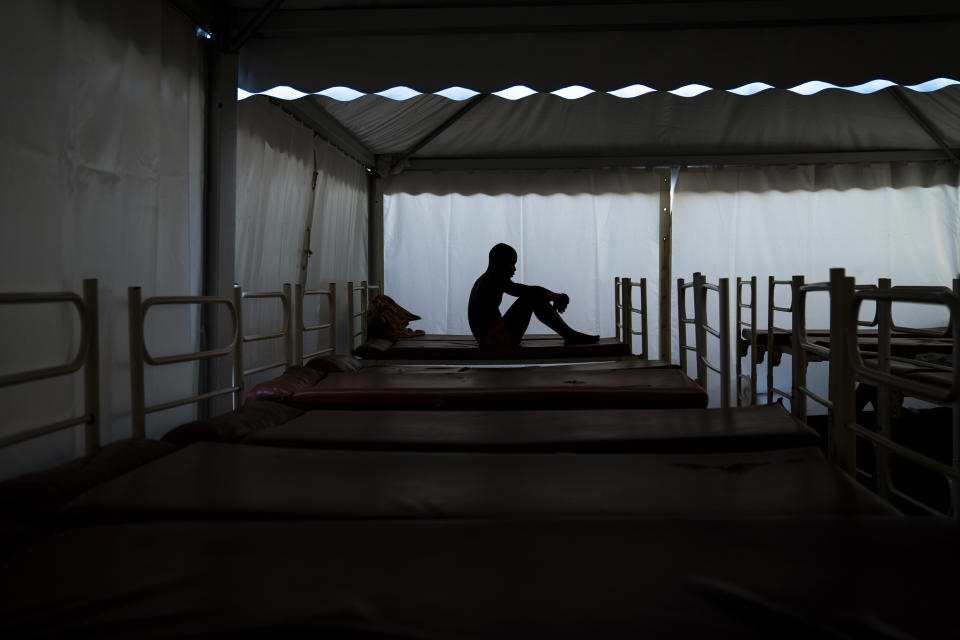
[952, 287, 960, 519]
[82, 279, 100, 454]
[369, 173, 385, 294]
[750, 276, 758, 405]
[876, 278, 892, 500]
[791, 275, 806, 423]
[360, 280, 368, 343]
[347, 281, 355, 352]
[693, 273, 708, 389]
[128, 287, 146, 439]
[828, 268, 856, 475]
[640, 278, 649, 360]
[677, 278, 688, 375]
[232, 285, 244, 409]
[658, 172, 672, 362]
[623, 277, 633, 355]
[736, 278, 744, 407]
[294, 283, 304, 364]
[615, 277, 622, 343]
[329, 282, 338, 356]
[282, 283, 293, 366]
[719, 277, 731, 408]
[767, 276, 776, 404]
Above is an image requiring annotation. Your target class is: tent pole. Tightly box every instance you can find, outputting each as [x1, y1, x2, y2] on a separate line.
[200, 41, 238, 418]
[658, 169, 672, 362]
[369, 172, 385, 295]
[390, 95, 488, 174]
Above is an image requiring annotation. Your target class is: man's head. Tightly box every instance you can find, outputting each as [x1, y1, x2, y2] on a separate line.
[488, 243, 517, 280]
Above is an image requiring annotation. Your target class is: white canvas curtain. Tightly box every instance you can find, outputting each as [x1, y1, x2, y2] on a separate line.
[236, 97, 369, 381]
[673, 162, 960, 407]
[0, 0, 205, 479]
[384, 170, 663, 355]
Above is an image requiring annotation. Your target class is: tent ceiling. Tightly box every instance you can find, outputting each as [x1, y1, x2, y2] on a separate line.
[178, 1, 960, 170]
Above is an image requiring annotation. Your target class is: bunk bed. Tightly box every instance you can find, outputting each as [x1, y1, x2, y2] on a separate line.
[348, 277, 649, 364]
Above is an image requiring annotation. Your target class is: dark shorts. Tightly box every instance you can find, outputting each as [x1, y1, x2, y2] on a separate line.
[486, 317, 514, 347]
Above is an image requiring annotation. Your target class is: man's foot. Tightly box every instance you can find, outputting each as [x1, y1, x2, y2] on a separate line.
[564, 331, 600, 346]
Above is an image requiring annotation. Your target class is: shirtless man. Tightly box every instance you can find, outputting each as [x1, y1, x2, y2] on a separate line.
[468, 243, 599, 347]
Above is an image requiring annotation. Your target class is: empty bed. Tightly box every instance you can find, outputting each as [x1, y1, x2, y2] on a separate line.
[251, 364, 709, 411]
[242, 403, 821, 453]
[0, 517, 956, 638]
[57, 441, 894, 523]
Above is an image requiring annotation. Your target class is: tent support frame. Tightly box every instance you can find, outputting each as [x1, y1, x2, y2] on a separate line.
[888, 87, 960, 167]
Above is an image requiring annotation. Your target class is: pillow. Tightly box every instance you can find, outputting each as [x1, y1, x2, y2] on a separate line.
[366, 294, 425, 341]
[306, 354, 364, 372]
[0, 438, 180, 521]
[162, 401, 304, 446]
[245, 365, 323, 403]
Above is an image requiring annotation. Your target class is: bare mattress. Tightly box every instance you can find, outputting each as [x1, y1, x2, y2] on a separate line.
[354, 333, 632, 360]
[0, 517, 955, 638]
[286, 366, 709, 410]
[243, 403, 821, 453]
[57, 442, 894, 522]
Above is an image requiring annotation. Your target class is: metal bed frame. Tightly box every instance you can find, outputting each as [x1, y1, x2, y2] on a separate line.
[677, 272, 731, 408]
[828, 268, 960, 520]
[736, 276, 758, 407]
[614, 276, 649, 359]
[347, 277, 649, 361]
[296, 282, 336, 364]
[128, 287, 243, 439]
[238, 284, 293, 378]
[0, 279, 100, 455]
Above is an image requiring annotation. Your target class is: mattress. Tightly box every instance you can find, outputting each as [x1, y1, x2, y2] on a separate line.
[0, 517, 955, 638]
[354, 333, 632, 360]
[58, 442, 895, 522]
[243, 403, 821, 453]
[289, 366, 709, 410]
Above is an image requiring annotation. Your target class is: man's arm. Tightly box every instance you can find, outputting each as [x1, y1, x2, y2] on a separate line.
[504, 282, 569, 312]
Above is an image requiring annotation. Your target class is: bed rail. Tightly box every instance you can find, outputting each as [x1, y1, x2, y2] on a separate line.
[0, 279, 100, 454]
[128, 287, 241, 439]
[678, 273, 731, 407]
[766, 276, 795, 405]
[736, 277, 758, 407]
[829, 268, 960, 519]
[615, 277, 648, 359]
[237, 284, 293, 378]
[347, 280, 382, 351]
[297, 282, 336, 362]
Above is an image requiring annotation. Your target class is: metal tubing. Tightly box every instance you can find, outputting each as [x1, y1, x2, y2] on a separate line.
[360, 280, 369, 343]
[82, 279, 100, 454]
[329, 282, 337, 355]
[232, 285, 244, 408]
[719, 277, 731, 409]
[622, 277, 633, 354]
[693, 273, 708, 389]
[828, 268, 857, 475]
[128, 287, 146, 439]
[347, 281, 355, 349]
[677, 278, 692, 375]
[791, 275, 806, 423]
[875, 278, 893, 500]
[639, 278, 649, 359]
[614, 277, 622, 343]
[0, 292, 88, 388]
[295, 283, 304, 363]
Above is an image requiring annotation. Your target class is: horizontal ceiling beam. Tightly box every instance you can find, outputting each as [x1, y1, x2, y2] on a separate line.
[405, 150, 959, 171]
[238, 2, 960, 37]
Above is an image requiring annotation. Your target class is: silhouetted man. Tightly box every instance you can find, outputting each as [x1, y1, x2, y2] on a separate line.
[468, 243, 599, 347]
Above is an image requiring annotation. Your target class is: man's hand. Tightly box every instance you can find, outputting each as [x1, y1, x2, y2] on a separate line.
[553, 293, 569, 313]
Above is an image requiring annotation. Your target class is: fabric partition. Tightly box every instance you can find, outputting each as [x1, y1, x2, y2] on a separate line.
[236, 97, 369, 377]
[0, 0, 205, 479]
[383, 170, 663, 356]
[673, 162, 960, 408]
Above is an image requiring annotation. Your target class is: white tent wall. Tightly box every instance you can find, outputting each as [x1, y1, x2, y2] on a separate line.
[672, 162, 960, 408]
[236, 97, 369, 378]
[384, 170, 662, 356]
[0, 0, 205, 480]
